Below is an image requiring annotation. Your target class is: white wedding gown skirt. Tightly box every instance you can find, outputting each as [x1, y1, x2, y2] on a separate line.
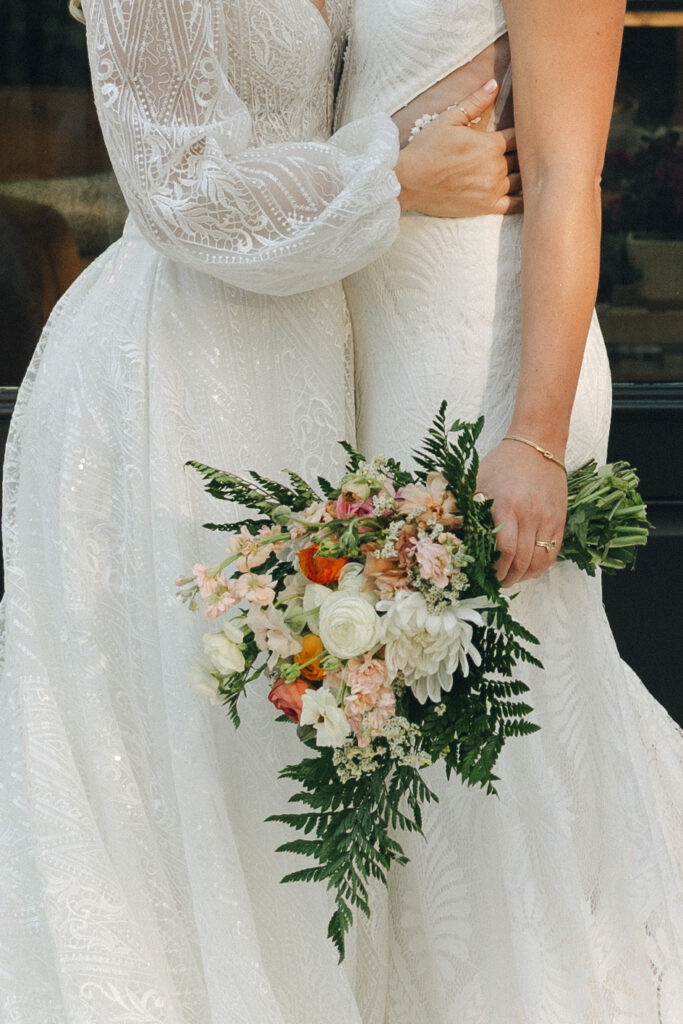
[343, 208, 683, 1024]
[337, 1, 683, 1020]
[0, 1, 405, 1021]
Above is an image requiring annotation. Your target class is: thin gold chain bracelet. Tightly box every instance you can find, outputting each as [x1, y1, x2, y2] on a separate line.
[502, 434, 567, 474]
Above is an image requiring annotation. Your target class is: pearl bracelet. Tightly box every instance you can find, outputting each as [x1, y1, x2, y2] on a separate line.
[408, 112, 439, 143]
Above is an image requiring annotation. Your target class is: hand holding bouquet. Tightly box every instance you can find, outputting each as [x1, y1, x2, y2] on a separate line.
[178, 405, 649, 958]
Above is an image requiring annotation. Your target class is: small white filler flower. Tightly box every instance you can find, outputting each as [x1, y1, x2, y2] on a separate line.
[378, 591, 489, 704]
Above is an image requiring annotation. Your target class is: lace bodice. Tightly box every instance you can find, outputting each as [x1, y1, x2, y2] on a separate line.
[82, 0, 400, 295]
[336, 0, 507, 122]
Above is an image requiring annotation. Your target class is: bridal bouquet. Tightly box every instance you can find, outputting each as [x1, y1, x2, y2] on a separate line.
[177, 405, 649, 958]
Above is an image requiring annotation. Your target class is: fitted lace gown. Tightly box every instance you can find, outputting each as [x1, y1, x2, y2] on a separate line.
[0, 2, 404, 1021]
[337, 2, 683, 1022]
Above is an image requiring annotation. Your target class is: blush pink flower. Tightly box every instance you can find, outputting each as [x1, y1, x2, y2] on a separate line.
[335, 494, 375, 520]
[204, 589, 239, 620]
[233, 572, 277, 606]
[412, 537, 451, 589]
[226, 526, 272, 573]
[345, 653, 391, 700]
[396, 472, 461, 529]
[343, 654, 396, 747]
[289, 500, 334, 540]
[193, 563, 225, 601]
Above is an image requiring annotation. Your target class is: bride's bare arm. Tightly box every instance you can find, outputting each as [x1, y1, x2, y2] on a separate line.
[476, 0, 625, 585]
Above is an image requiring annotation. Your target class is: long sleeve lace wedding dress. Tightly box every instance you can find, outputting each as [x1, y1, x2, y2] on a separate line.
[336, 2, 683, 1022]
[0, 2, 403, 1021]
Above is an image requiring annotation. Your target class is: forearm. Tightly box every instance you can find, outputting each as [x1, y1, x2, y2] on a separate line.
[509, 172, 603, 453]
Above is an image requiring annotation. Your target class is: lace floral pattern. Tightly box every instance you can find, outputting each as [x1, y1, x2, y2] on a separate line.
[0, 2, 402, 1021]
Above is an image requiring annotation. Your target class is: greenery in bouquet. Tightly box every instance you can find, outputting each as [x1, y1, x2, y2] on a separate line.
[177, 405, 650, 958]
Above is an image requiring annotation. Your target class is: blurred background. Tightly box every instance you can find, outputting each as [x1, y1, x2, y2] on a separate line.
[1, 1, 681, 721]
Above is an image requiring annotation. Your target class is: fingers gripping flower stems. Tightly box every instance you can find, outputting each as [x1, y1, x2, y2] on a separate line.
[179, 402, 649, 958]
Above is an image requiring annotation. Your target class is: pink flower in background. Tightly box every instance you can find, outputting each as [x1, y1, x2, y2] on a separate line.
[193, 563, 224, 600]
[226, 525, 272, 572]
[335, 494, 375, 520]
[289, 500, 334, 540]
[412, 537, 451, 589]
[204, 590, 238, 620]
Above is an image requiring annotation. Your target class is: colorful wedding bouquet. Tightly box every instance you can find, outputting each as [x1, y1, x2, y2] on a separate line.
[177, 405, 650, 958]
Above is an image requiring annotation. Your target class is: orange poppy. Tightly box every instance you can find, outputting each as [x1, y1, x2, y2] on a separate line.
[297, 544, 347, 584]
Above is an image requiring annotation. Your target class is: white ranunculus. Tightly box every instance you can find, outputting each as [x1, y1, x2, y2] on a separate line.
[202, 622, 246, 676]
[318, 591, 381, 660]
[378, 591, 489, 704]
[189, 655, 221, 704]
[300, 687, 351, 748]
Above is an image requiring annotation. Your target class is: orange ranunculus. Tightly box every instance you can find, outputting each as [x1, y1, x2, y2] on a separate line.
[295, 633, 326, 681]
[268, 678, 314, 723]
[297, 544, 348, 584]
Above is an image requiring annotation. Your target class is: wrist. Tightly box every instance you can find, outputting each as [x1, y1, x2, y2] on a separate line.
[506, 417, 569, 457]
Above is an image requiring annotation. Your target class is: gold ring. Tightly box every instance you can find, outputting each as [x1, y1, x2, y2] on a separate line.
[535, 539, 557, 552]
[458, 106, 481, 126]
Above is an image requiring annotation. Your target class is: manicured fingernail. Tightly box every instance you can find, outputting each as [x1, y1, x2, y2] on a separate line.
[484, 79, 498, 93]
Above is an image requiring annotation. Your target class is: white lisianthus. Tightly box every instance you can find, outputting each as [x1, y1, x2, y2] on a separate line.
[300, 688, 351, 748]
[378, 591, 490, 704]
[189, 655, 221, 704]
[302, 581, 332, 630]
[318, 591, 381, 660]
[337, 563, 365, 593]
[202, 622, 246, 675]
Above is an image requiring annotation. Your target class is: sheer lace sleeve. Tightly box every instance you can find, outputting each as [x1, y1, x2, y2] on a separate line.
[83, 0, 401, 295]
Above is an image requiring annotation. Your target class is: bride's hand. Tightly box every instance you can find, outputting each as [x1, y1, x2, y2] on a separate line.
[476, 440, 568, 587]
[395, 81, 522, 218]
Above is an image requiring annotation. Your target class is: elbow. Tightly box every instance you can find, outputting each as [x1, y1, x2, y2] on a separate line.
[523, 159, 603, 218]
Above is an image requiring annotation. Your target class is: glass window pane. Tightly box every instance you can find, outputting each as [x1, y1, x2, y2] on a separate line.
[599, 12, 683, 383]
[0, 2, 127, 387]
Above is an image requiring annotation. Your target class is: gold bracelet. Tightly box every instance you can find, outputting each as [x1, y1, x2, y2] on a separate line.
[502, 434, 567, 473]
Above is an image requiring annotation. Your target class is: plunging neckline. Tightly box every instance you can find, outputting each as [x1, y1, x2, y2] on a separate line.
[306, 0, 330, 32]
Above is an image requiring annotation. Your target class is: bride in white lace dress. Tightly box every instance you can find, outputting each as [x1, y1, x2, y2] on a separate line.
[0, 2, 521, 1021]
[337, 1, 683, 1021]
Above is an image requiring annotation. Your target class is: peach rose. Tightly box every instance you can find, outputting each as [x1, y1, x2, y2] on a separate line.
[268, 678, 315, 722]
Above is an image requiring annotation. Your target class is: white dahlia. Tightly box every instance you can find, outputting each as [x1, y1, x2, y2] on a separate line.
[378, 591, 490, 704]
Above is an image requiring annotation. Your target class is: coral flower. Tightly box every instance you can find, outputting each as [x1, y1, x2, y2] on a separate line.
[295, 633, 326, 681]
[298, 545, 348, 584]
[268, 678, 315, 723]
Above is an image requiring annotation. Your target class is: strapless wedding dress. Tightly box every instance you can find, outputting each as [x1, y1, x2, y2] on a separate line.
[337, 2, 683, 1021]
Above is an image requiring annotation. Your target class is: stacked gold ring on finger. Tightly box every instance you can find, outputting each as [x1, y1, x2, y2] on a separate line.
[535, 539, 557, 552]
[458, 106, 482, 127]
